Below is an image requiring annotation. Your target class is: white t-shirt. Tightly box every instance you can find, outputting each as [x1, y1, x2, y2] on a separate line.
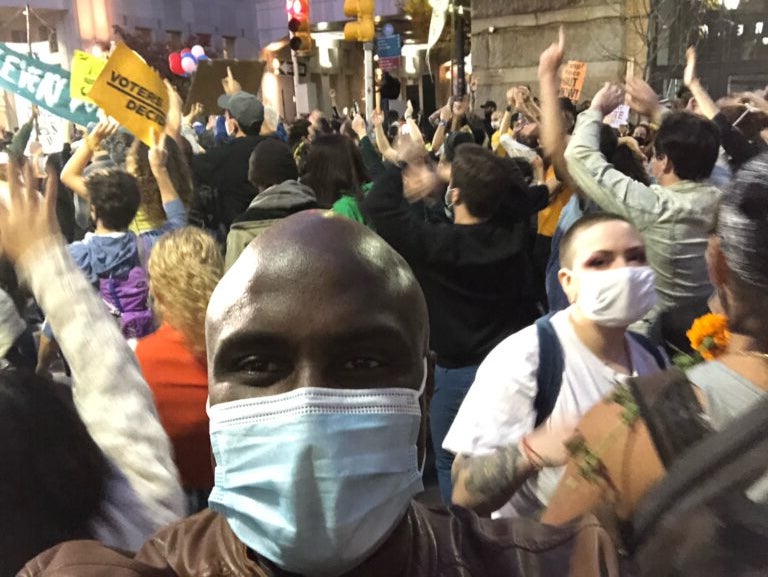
[443, 307, 663, 518]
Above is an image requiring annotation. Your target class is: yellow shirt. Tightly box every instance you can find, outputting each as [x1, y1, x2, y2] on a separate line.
[129, 206, 165, 235]
[491, 129, 513, 158]
[537, 166, 574, 237]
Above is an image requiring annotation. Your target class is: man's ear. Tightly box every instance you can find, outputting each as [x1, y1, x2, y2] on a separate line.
[451, 187, 462, 207]
[558, 267, 577, 305]
[659, 154, 674, 176]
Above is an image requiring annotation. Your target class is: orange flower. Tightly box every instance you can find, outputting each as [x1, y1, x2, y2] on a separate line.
[686, 313, 730, 360]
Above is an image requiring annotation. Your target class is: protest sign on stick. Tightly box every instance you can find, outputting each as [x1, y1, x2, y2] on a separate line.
[89, 43, 168, 147]
[70, 50, 107, 104]
[559, 61, 588, 102]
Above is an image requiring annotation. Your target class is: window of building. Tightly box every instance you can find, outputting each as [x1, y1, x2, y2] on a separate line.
[134, 27, 153, 42]
[10, 30, 24, 43]
[223, 35, 236, 58]
[195, 33, 212, 48]
[167, 30, 182, 48]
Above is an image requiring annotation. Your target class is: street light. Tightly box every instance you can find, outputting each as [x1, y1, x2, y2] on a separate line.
[720, 0, 740, 9]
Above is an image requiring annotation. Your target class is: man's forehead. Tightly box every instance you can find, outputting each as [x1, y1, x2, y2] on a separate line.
[206, 216, 425, 340]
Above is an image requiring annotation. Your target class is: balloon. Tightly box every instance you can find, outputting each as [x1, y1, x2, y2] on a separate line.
[168, 52, 184, 75]
[181, 54, 198, 74]
[191, 44, 205, 58]
[196, 54, 209, 61]
[180, 47, 191, 55]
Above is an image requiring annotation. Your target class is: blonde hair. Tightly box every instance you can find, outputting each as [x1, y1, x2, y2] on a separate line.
[148, 227, 223, 359]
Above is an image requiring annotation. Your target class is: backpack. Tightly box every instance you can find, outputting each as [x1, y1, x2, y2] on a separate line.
[534, 312, 667, 426]
[98, 235, 154, 340]
[627, 368, 768, 576]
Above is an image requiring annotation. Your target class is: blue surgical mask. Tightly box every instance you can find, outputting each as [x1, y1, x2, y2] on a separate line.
[207, 363, 427, 577]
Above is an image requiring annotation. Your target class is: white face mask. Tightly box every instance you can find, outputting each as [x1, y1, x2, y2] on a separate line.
[573, 266, 657, 327]
[491, 120, 501, 130]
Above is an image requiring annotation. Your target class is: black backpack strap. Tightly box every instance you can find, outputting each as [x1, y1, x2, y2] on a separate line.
[628, 331, 667, 369]
[534, 314, 565, 427]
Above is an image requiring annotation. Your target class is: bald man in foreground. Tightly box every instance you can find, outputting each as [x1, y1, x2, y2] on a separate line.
[21, 212, 610, 576]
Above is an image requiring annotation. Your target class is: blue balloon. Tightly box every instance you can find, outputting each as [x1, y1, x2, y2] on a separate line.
[197, 54, 209, 61]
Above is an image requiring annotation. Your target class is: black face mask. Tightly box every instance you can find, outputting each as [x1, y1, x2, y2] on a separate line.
[634, 136, 647, 147]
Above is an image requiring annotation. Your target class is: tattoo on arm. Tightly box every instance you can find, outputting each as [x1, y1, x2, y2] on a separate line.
[453, 445, 536, 513]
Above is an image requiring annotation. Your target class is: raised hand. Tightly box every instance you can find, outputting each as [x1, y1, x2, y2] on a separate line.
[625, 77, 661, 120]
[221, 66, 242, 95]
[538, 26, 565, 77]
[439, 103, 452, 123]
[590, 82, 625, 117]
[86, 120, 119, 151]
[148, 127, 168, 175]
[351, 114, 366, 138]
[0, 158, 59, 264]
[371, 109, 384, 127]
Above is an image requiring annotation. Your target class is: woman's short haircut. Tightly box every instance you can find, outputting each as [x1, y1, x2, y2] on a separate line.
[148, 227, 224, 359]
[558, 212, 634, 269]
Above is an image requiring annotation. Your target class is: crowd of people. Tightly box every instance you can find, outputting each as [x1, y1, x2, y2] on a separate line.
[0, 29, 767, 576]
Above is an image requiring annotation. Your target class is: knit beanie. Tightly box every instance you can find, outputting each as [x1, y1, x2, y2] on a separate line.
[248, 137, 299, 190]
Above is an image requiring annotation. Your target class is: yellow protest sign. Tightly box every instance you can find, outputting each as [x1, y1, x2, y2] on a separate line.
[89, 43, 168, 146]
[559, 61, 588, 102]
[69, 50, 107, 104]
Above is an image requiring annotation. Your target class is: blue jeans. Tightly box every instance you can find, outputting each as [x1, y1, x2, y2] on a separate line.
[429, 364, 479, 505]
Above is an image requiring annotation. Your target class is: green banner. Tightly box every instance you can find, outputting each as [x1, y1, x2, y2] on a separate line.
[0, 43, 98, 126]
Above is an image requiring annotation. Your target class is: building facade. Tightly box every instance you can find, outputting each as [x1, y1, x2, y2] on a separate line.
[470, 0, 647, 108]
[0, 0, 410, 119]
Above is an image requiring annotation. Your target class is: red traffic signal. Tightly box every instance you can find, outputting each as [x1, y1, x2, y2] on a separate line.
[286, 0, 307, 20]
[286, 0, 311, 53]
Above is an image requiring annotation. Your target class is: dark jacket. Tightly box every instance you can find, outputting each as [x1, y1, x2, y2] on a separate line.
[363, 166, 540, 368]
[191, 134, 264, 230]
[19, 504, 613, 577]
[225, 180, 317, 270]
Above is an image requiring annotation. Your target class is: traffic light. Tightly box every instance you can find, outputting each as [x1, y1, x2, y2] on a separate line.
[287, 0, 311, 53]
[343, 0, 375, 42]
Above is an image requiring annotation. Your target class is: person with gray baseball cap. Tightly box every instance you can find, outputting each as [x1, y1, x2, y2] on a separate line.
[191, 79, 267, 232]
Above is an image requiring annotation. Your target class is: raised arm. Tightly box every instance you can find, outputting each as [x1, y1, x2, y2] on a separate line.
[431, 101, 452, 152]
[537, 28, 576, 189]
[564, 83, 661, 230]
[0, 158, 185, 540]
[164, 79, 183, 145]
[60, 121, 118, 200]
[684, 47, 762, 168]
[372, 110, 399, 164]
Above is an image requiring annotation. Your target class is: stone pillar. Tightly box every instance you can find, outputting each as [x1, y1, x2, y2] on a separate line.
[471, 0, 644, 108]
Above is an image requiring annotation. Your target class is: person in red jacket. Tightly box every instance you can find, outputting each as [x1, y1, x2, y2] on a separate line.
[135, 227, 224, 513]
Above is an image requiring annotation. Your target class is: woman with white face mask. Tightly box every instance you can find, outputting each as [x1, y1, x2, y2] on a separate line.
[541, 152, 768, 536]
[447, 212, 666, 520]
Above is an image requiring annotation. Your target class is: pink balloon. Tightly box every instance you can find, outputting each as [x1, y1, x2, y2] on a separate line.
[180, 47, 191, 55]
[181, 54, 198, 73]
